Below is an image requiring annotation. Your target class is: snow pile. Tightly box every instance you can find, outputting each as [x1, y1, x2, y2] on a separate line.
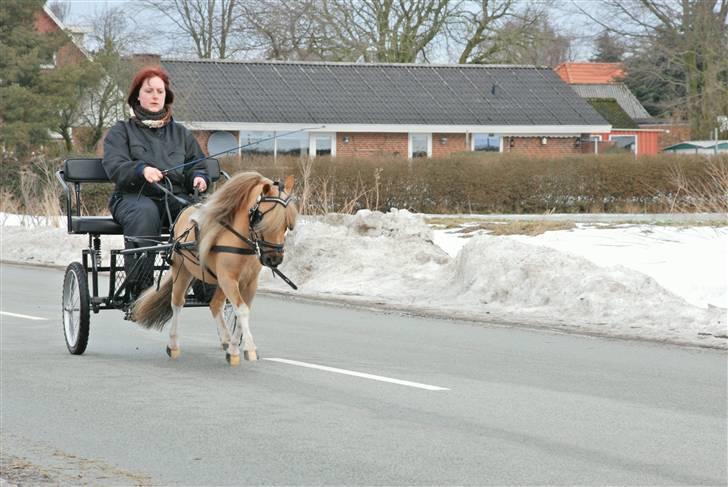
[260, 210, 726, 347]
[509, 225, 728, 309]
[263, 209, 449, 297]
[2, 209, 726, 348]
[441, 236, 725, 341]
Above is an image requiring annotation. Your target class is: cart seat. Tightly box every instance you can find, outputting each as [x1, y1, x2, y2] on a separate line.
[70, 216, 123, 235]
[57, 157, 223, 236]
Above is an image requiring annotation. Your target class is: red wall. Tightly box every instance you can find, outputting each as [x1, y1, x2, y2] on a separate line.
[592, 130, 663, 156]
[34, 10, 87, 66]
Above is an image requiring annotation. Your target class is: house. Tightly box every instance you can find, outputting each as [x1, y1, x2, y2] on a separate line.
[662, 140, 728, 155]
[34, 5, 126, 151]
[152, 59, 610, 159]
[555, 62, 666, 156]
[34, 5, 90, 67]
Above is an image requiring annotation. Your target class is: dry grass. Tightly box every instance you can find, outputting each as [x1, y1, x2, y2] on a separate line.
[452, 221, 576, 236]
[669, 157, 728, 214]
[4, 152, 726, 218]
[218, 152, 721, 214]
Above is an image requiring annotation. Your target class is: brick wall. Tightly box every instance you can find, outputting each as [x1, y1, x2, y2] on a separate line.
[503, 136, 581, 156]
[34, 10, 86, 66]
[432, 133, 468, 158]
[194, 131, 212, 155]
[337, 133, 408, 157]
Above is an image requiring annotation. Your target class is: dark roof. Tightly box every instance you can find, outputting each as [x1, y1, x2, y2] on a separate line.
[586, 98, 638, 128]
[162, 60, 608, 127]
[570, 84, 651, 121]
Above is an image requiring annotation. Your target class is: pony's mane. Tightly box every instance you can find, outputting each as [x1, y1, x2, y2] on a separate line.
[195, 171, 265, 268]
[194, 171, 299, 270]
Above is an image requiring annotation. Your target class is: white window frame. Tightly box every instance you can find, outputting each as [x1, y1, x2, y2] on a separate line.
[608, 134, 638, 156]
[40, 52, 57, 70]
[470, 133, 503, 153]
[408, 133, 432, 158]
[590, 135, 602, 154]
[309, 132, 336, 158]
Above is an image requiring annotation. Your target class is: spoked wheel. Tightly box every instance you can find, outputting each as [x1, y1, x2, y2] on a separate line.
[62, 262, 90, 355]
[222, 300, 242, 347]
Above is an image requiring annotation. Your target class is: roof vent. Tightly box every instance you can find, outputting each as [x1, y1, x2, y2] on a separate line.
[491, 84, 497, 96]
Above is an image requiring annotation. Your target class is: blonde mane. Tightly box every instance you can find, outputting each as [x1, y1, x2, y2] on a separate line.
[193, 171, 298, 270]
[195, 171, 266, 268]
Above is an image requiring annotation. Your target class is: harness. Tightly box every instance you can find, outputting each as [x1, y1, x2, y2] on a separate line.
[173, 181, 298, 290]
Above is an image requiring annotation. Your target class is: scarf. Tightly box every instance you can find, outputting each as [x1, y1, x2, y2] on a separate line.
[130, 103, 173, 129]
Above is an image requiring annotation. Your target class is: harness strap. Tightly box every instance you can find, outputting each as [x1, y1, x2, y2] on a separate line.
[220, 221, 257, 249]
[210, 245, 256, 255]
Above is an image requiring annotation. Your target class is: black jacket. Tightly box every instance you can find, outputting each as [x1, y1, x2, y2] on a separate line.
[102, 119, 208, 196]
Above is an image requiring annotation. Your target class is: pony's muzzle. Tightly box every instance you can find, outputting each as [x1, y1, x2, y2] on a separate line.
[261, 252, 283, 268]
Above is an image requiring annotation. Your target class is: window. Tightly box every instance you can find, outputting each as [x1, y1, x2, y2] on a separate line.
[409, 133, 431, 158]
[472, 133, 501, 152]
[277, 132, 309, 157]
[314, 136, 332, 156]
[609, 135, 637, 155]
[309, 133, 335, 157]
[240, 131, 274, 156]
[40, 52, 57, 70]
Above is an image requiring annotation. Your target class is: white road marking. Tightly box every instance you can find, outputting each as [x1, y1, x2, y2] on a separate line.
[263, 357, 450, 391]
[0, 311, 47, 321]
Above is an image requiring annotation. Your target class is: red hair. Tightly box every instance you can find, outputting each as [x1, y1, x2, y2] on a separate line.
[127, 67, 175, 107]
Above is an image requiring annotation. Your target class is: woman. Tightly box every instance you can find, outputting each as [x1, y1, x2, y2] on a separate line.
[103, 67, 209, 297]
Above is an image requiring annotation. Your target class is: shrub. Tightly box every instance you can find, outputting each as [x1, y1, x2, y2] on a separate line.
[2, 151, 724, 217]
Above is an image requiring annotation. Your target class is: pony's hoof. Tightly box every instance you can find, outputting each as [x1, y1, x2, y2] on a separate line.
[226, 353, 240, 366]
[244, 350, 258, 361]
[166, 346, 180, 359]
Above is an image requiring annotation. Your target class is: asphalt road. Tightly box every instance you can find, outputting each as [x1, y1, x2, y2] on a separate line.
[1, 263, 726, 486]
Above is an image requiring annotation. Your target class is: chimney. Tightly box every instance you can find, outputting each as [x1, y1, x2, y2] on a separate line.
[131, 53, 162, 69]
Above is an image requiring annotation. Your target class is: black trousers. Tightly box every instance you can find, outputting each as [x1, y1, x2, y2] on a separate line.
[109, 192, 187, 295]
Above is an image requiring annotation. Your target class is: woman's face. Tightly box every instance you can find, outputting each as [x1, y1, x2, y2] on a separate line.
[137, 76, 166, 112]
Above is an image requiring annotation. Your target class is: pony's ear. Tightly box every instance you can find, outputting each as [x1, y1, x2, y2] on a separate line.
[262, 182, 272, 195]
[284, 175, 294, 193]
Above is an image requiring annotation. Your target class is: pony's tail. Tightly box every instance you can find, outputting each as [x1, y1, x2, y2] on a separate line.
[131, 273, 174, 330]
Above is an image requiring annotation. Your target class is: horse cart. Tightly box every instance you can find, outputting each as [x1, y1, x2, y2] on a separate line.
[56, 157, 236, 355]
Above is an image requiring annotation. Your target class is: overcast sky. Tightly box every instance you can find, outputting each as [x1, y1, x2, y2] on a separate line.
[57, 0, 598, 62]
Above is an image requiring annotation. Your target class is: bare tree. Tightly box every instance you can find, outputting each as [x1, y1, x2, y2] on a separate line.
[47, 0, 70, 22]
[236, 0, 323, 60]
[450, 0, 535, 64]
[75, 7, 139, 150]
[141, 0, 245, 59]
[317, 0, 453, 63]
[573, 0, 728, 137]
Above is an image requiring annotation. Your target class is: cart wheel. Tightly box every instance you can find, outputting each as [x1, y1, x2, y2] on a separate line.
[223, 300, 243, 347]
[62, 262, 90, 355]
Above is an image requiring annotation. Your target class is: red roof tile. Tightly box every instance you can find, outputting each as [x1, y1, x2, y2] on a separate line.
[554, 62, 625, 84]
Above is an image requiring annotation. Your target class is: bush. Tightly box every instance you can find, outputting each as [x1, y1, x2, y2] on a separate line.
[2, 151, 725, 217]
[222, 152, 726, 214]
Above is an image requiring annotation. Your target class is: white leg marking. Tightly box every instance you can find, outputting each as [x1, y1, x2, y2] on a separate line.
[214, 310, 231, 348]
[230, 303, 251, 357]
[168, 305, 183, 350]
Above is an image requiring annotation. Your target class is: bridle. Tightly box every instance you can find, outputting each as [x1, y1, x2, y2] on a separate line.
[209, 180, 298, 289]
[247, 182, 295, 255]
